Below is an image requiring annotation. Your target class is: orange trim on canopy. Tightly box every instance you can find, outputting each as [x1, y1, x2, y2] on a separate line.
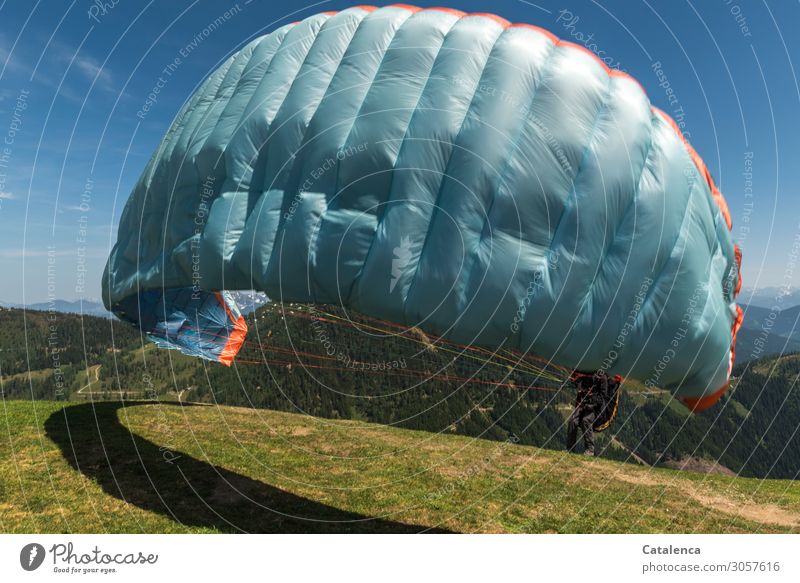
[558, 40, 611, 73]
[681, 383, 729, 413]
[388, 4, 423, 12]
[680, 304, 744, 412]
[509, 22, 558, 43]
[470, 12, 510, 28]
[219, 316, 248, 366]
[734, 244, 743, 295]
[214, 292, 249, 367]
[426, 7, 466, 17]
[653, 107, 732, 231]
[610, 69, 646, 95]
[730, 303, 745, 374]
[652, 106, 741, 403]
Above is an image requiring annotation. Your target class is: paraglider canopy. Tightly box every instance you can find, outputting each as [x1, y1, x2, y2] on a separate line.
[103, 4, 741, 412]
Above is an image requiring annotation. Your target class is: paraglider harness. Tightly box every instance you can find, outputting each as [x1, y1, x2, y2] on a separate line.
[571, 372, 622, 432]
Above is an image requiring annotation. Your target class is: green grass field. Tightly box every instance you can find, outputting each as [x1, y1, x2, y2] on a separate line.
[1, 400, 798, 533]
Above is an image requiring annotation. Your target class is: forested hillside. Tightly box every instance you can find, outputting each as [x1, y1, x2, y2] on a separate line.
[1, 304, 798, 480]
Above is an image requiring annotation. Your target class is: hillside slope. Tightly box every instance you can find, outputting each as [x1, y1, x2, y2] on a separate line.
[2, 305, 800, 480]
[1, 400, 798, 534]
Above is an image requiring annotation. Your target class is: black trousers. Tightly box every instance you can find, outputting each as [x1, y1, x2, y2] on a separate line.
[566, 407, 596, 454]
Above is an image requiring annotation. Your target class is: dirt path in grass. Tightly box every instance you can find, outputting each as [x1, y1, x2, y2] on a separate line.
[610, 467, 799, 528]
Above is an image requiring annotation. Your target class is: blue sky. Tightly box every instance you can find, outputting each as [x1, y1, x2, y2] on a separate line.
[0, 0, 797, 304]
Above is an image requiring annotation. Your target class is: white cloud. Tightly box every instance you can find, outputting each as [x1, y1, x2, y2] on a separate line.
[73, 54, 115, 90]
[50, 40, 116, 93]
[0, 34, 34, 77]
[0, 192, 15, 200]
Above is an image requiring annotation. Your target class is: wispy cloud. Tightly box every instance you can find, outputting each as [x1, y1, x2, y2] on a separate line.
[0, 34, 35, 77]
[50, 39, 117, 94]
[2, 34, 122, 103]
[72, 53, 115, 91]
[0, 87, 21, 104]
[0, 192, 16, 200]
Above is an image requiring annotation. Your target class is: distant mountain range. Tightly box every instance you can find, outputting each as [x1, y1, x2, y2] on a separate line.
[739, 303, 800, 338]
[735, 302, 800, 363]
[1, 291, 269, 318]
[0, 299, 110, 317]
[739, 287, 800, 309]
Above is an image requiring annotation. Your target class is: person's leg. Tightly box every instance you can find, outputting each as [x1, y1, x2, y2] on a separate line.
[566, 408, 580, 452]
[580, 411, 597, 456]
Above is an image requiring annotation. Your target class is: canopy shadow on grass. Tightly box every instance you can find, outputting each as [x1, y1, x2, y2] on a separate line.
[44, 401, 450, 533]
